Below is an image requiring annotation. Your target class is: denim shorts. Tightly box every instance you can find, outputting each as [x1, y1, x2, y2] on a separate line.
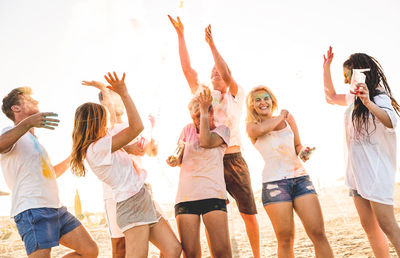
[349, 189, 362, 197]
[14, 206, 81, 255]
[175, 198, 227, 216]
[262, 175, 317, 206]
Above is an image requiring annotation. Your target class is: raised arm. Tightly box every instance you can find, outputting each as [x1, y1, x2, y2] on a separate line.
[0, 112, 59, 153]
[198, 89, 225, 148]
[205, 25, 238, 96]
[104, 72, 144, 152]
[323, 46, 347, 106]
[246, 110, 288, 142]
[168, 15, 199, 94]
[82, 80, 117, 125]
[356, 84, 394, 128]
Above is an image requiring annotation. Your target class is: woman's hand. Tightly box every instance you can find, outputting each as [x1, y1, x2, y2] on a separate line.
[199, 88, 212, 114]
[205, 24, 214, 46]
[166, 155, 179, 167]
[104, 72, 127, 96]
[168, 15, 184, 35]
[81, 80, 107, 90]
[355, 83, 371, 107]
[323, 46, 334, 69]
[280, 109, 289, 120]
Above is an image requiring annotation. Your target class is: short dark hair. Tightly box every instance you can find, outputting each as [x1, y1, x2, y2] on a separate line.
[2, 87, 32, 121]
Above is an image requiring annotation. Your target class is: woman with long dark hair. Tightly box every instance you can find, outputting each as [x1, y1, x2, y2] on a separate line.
[323, 46, 400, 257]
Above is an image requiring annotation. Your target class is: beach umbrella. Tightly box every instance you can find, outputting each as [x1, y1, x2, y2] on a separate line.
[0, 190, 9, 196]
[74, 189, 84, 220]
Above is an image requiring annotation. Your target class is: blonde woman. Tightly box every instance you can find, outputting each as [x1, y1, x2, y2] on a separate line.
[70, 72, 181, 258]
[167, 89, 232, 258]
[246, 86, 333, 258]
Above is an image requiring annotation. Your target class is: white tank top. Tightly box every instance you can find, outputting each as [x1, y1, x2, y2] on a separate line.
[254, 122, 307, 183]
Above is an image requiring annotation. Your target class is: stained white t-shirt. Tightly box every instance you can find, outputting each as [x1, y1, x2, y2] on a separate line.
[102, 123, 148, 200]
[86, 133, 146, 203]
[344, 93, 397, 205]
[254, 122, 306, 183]
[176, 123, 230, 204]
[0, 127, 61, 217]
[195, 85, 244, 147]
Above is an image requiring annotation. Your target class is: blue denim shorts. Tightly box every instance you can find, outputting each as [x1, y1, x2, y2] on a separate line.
[349, 189, 362, 197]
[14, 206, 81, 255]
[262, 175, 317, 206]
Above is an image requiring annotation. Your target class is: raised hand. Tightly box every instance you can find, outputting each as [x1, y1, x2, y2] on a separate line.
[104, 72, 127, 96]
[168, 15, 184, 35]
[355, 83, 371, 107]
[205, 24, 214, 46]
[81, 80, 108, 90]
[280, 109, 289, 120]
[199, 88, 212, 113]
[22, 112, 60, 130]
[323, 46, 334, 69]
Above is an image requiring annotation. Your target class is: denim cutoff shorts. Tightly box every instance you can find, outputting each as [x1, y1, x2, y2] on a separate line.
[14, 206, 81, 255]
[262, 175, 317, 206]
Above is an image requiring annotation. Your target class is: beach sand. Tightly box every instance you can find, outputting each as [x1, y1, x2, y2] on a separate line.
[1, 183, 400, 257]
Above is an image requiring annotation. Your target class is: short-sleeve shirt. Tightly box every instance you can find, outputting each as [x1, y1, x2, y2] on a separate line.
[101, 123, 148, 200]
[175, 123, 230, 204]
[195, 85, 244, 147]
[0, 127, 61, 217]
[86, 133, 146, 203]
[344, 93, 397, 205]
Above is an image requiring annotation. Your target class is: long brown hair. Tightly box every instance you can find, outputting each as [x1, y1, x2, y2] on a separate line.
[246, 85, 277, 124]
[343, 53, 400, 137]
[71, 102, 108, 177]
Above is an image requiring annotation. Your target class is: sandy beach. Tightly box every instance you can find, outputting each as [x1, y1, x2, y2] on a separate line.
[1, 183, 400, 257]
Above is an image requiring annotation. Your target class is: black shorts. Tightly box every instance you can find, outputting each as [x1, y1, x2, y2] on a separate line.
[174, 198, 227, 217]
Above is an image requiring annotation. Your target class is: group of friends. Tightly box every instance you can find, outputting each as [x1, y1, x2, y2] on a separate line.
[1, 16, 400, 258]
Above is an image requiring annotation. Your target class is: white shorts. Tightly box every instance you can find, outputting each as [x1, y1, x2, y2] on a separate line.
[104, 198, 124, 238]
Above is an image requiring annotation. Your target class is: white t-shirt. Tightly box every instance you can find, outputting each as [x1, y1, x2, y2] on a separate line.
[196, 85, 244, 147]
[254, 122, 307, 183]
[176, 123, 230, 204]
[102, 123, 148, 200]
[344, 93, 397, 205]
[86, 132, 146, 203]
[0, 127, 61, 217]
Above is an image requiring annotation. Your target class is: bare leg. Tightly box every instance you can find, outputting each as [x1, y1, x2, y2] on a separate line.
[28, 248, 51, 258]
[149, 218, 182, 258]
[240, 213, 260, 258]
[203, 210, 232, 258]
[123, 225, 150, 258]
[370, 201, 400, 256]
[264, 202, 295, 258]
[59, 225, 99, 258]
[176, 214, 201, 258]
[111, 237, 125, 258]
[293, 194, 333, 258]
[353, 197, 390, 258]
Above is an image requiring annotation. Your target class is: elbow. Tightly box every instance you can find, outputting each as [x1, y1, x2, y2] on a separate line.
[199, 139, 213, 149]
[325, 95, 335, 105]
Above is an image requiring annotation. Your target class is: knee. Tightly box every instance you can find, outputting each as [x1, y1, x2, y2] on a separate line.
[377, 220, 400, 237]
[165, 242, 182, 258]
[275, 231, 294, 247]
[83, 241, 99, 257]
[212, 246, 232, 258]
[307, 228, 327, 242]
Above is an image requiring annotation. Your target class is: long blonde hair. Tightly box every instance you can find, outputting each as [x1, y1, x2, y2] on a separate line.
[245, 85, 278, 123]
[71, 102, 108, 177]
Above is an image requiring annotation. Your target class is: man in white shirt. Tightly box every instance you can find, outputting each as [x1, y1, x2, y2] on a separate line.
[0, 87, 98, 257]
[169, 16, 260, 258]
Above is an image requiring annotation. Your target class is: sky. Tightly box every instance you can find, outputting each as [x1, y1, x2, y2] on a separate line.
[0, 0, 399, 216]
